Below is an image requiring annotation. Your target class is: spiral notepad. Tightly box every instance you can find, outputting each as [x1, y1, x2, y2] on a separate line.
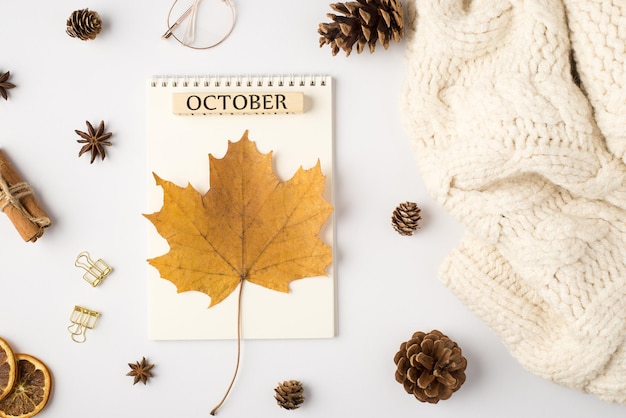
[145, 75, 335, 340]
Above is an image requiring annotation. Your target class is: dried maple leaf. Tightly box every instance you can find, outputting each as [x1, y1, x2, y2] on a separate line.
[146, 130, 332, 414]
[144, 130, 333, 307]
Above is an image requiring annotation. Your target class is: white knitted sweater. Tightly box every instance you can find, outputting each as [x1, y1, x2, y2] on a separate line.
[403, 0, 626, 403]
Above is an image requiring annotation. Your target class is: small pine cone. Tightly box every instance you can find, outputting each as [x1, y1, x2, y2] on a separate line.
[391, 201, 421, 236]
[274, 380, 305, 410]
[394, 330, 467, 404]
[66, 9, 103, 40]
[318, 0, 404, 56]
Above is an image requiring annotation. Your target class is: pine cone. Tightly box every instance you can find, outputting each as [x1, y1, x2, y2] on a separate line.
[318, 0, 404, 56]
[66, 9, 103, 40]
[391, 201, 421, 236]
[394, 330, 467, 404]
[274, 380, 305, 410]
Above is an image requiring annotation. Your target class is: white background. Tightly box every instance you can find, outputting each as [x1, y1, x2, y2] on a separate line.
[0, 1, 624, 417]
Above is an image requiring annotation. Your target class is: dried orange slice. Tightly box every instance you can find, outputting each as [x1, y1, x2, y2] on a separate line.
[0, 339, 17, 402]
[0, 354, 52, 418]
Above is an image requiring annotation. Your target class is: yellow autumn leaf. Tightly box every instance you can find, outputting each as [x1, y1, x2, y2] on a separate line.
[145, 130, 333, 308]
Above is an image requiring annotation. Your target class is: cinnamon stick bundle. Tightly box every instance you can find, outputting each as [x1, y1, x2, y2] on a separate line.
[0, 150, 51, 242]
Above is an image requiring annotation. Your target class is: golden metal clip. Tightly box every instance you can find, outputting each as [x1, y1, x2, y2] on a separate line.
[75, 251, 112, 287]
[67, 305, 100, 343]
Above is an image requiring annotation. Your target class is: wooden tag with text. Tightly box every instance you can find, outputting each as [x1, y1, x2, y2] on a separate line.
[172, 92, 304, 115]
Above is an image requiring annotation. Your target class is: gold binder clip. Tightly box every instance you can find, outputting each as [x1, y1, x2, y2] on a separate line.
[75, 251, 112, 287]
[67, 305, 100, 343]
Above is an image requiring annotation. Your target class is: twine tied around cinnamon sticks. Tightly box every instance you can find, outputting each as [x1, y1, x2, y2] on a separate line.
[0, 180, 32, 210]
[0, 150, 51, 242]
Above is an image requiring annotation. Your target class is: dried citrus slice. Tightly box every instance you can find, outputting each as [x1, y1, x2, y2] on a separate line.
[0, 354, 52, 418]
[0, 339, 17, 402]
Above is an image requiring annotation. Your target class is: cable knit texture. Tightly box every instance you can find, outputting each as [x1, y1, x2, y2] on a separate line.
[564, 1, 626, 162]
[402, 0, 626, 403]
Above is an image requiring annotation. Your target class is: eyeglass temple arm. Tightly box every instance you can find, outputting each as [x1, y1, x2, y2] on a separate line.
[162, 5, 194, 39]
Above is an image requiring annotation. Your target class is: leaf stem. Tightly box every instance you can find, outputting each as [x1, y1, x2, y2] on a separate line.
[210, 279, 244, 415]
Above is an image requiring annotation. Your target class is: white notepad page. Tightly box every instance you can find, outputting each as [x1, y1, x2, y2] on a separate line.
[145, 75, 335, 340]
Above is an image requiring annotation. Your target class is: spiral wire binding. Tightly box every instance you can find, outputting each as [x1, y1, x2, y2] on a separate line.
[150, 75, 329, 89]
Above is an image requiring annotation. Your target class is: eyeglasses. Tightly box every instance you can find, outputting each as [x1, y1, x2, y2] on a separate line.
[162, 0, 236, 50]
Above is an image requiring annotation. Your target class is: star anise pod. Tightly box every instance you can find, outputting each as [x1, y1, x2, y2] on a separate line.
[127, 357, 154, 385]
[75, 120, 113, 163]
[0, 71, 16, 100]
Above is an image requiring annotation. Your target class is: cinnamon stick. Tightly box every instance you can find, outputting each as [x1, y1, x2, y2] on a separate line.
[0, 150, 51, 242]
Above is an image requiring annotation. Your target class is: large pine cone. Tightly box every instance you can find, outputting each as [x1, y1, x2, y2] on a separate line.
[66, 9, 102, 40]
[394, 330, 467, 404]
[274, 380, 305, 410]
[318, 0, 404, 56]
[391, 201, 421, 236]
